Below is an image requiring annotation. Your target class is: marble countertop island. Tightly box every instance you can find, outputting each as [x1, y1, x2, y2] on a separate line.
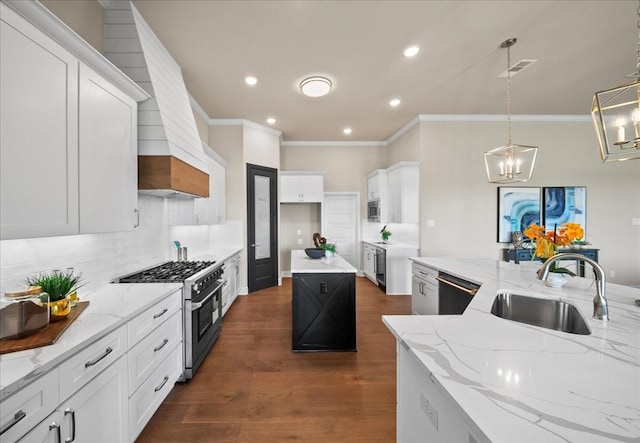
[383, 257, 640, 442]
[290, 250, 357, 273]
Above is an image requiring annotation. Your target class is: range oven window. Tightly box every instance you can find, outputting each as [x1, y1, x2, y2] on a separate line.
[194, 291, 216, 340]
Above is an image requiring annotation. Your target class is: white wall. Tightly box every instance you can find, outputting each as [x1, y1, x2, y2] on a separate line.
[410, 117, 640, 285]
[0, 195, 242, 295]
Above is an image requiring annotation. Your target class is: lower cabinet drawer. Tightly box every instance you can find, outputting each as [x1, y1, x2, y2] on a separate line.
[58, 325, 127, 402]
[128, 342, 182, 441]
[16, 410, 60, 443]
[0, 369, 59, 443]
[128, 311, 181, 394]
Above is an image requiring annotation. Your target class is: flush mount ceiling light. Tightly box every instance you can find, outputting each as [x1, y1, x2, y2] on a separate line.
[244, 76, 257, 86]
[389, 98, 401, 107]
[484, 38, 539, 184]
[300, 76, 332, 97]
[403, 45, 420, 58]
[591, 0, 640, 162]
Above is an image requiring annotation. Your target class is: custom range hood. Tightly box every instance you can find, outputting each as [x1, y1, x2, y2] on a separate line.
[102, 0, 209, 198]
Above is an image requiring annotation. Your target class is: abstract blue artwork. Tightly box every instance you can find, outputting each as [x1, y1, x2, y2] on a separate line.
[543, 187, 586, 233]
[497, 187, 541, 242]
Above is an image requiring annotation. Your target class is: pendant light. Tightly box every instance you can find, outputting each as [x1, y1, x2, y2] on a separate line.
[591, 0, 640, 162]
[484, 38, 539, 184]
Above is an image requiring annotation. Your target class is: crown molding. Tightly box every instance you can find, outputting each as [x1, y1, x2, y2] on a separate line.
[281, 140, 387, 147]
[417, 114, 591, 122]
[189, 92, 210, 122]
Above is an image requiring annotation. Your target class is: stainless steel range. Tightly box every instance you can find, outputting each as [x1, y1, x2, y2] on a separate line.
[117, 260, 224, 380]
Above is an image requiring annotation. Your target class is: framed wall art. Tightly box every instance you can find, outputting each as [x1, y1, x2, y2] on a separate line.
[497, 187, 541, 242]
[543, 186, 587, 234]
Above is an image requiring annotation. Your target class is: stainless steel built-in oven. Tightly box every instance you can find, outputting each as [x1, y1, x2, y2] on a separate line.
[117, 261, 224, 380]
[184, 271, 224, 379]
[367, 199, 381, 222]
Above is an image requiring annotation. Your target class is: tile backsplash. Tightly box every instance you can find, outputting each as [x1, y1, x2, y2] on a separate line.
[0, 194, 242, 295]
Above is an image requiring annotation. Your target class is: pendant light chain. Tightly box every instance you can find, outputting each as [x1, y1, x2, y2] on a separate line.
[506, 42, 512, 146]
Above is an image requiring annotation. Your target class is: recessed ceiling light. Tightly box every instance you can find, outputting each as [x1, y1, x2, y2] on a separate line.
[343, 128, 352, 135]
[245, 76, 257, 86]
[403, 45, 420, 58]
[389, 98, 401, 107]
[300, 76, 332, 97]
[266, 117, 276, 125]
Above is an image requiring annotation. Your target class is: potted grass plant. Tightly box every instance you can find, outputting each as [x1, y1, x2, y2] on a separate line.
[26, 269, 84, 321]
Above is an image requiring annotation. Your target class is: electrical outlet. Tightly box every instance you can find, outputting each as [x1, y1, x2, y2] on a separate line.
[420, 392, 438, 429]
[610, 270, 616, 278]
[427, 219, 435, 227]
[632, 218, 640, 226]
[297, 238, 303, 245]
[297, 229, 302, 235]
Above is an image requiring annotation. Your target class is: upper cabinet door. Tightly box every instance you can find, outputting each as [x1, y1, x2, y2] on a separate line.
[78, 64, 137, 233]
[0, 4, 79, 240]
[280, 173, 324, 203]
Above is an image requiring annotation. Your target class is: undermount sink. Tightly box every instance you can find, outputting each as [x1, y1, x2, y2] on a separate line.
[490, 292, 591, 335]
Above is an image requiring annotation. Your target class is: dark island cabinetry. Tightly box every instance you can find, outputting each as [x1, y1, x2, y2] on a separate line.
[292, 272, 356, 352]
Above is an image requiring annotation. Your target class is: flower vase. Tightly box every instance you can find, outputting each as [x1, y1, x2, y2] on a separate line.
[49, 295, 71, 321]
[325, 250, 333, 258]
[544, 273, 567, 288]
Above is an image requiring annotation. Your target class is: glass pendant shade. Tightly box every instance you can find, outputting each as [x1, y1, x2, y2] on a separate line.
[484, 143, 538, 184]
[591, 80, 640, 162]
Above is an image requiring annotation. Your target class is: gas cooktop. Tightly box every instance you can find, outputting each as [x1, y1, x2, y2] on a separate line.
[118, 260, 216, 283]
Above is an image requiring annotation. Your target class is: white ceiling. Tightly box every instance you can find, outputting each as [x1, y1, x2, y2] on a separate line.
[131, 0, 637, 142]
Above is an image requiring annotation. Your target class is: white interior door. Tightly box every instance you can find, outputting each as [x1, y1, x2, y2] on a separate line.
[322, 193, 360, 269]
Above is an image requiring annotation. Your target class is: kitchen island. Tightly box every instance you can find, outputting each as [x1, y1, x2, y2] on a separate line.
[290, 250, 357, 351]
[383, 257, 640, 442]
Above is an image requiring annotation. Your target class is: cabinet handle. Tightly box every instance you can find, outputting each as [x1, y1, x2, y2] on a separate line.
[436, 276, 478, 295]
[64, 408, 76, 442]
[49, 422, 61, 443]
[84, 346, 113, 368]
[154, 376, 169, 392]
[154, 338, 169, 352]
[134, 208, 140, 228]
[0, 410, 26, 435]
[153, 307, 168, 319]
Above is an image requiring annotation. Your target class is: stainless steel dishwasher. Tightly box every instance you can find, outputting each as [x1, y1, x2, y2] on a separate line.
[436, 272, 480, 315]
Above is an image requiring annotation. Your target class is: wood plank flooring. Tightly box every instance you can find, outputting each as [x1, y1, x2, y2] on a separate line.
[137, 277, 411, 442]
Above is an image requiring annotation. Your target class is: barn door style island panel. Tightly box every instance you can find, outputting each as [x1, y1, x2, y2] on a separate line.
[290, 250, 357, 352]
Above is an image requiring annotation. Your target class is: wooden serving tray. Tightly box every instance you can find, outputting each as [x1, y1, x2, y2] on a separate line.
[0, 301, 90, 355]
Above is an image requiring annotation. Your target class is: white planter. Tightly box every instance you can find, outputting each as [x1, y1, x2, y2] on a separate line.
[545, 273, 567, 288]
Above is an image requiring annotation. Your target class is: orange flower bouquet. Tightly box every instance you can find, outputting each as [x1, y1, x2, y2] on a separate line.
[523, 222, 585, 275]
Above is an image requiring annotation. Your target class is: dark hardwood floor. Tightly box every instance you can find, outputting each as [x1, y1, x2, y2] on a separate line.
[137, 277, 411, 442]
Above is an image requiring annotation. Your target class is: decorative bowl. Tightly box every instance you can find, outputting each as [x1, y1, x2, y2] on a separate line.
[305, 248, 325, 259]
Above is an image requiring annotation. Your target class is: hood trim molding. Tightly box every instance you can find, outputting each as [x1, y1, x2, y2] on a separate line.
[138, 156, 209, 198]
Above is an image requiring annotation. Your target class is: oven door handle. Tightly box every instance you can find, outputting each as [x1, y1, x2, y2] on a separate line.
[191, 280, 224, 311]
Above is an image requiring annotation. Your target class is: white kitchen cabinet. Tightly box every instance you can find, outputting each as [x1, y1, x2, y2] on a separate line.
[58, 356, 129, 443]
[78, 63, 137, 233]
[386, 162, 419, 224]
[194, 144, 227, 225]
[221, 253, 241, 316]
[16, 411, 61, 443]
[0, 3, 79, 240]
[397, 342, 481, 442]
[411, 262, 439, 315]
[363, 243, 377, 283]
[280, 172, 324, 203]
[0, 2, 147, 240]
[127, 289, 183, 441]
[0, 369, 60, 442]
[367, 169, 387, 201]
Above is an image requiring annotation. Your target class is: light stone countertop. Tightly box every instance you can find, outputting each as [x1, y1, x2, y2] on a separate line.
[290, 250, 357, 273]
[362, 239, 418, 252]
[383, 257, 640, 442]
[0, 282, 182, 401]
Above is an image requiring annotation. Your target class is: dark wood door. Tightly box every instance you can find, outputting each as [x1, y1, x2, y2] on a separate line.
[247, 163, 278, 293]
